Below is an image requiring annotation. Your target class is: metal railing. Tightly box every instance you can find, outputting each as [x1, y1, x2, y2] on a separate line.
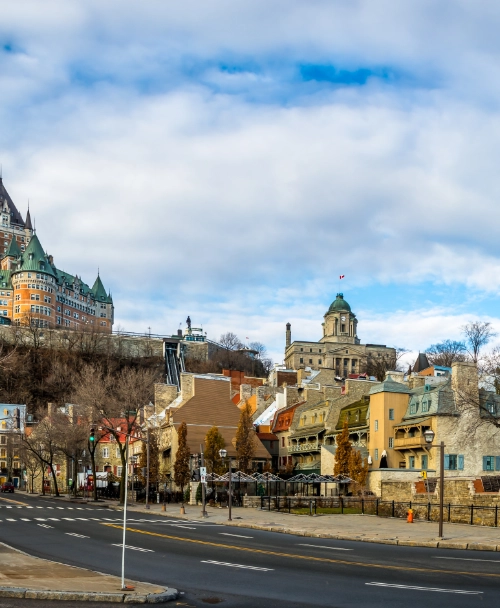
[259, 496, 500, 527]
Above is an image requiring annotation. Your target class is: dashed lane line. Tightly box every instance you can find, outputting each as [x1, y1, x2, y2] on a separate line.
[65, 533, 89, 539]
[298, 544, 353, 551]
[220, 533, 254, 539]
[37, 524, 53, 529]
[102, 524, 500, 579]
[201, 560, 273, 571]
[111, 543, 154, 553]
[434, 556, 500, 563]
[366, 582, 482, 595]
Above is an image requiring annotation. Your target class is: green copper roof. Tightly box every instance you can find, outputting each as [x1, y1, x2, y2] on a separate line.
[4, 238, 20, 258]
[369, 375, 412, 395]
[92, 274, 112, 303]
[15, 234, 56, 278]
[327, 293, 351, 314]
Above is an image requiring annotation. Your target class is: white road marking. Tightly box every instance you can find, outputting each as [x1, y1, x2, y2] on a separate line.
[298, 543, 352, 551]
[34, 518, 46, 521]
[75, 518, 88, 520]
[65, 532, 89, 538]
[26, 507, 33, 509]
[170, 524, 196, 529]
[366, 583, 482, 595]
[76, 508, 84, 510]
[67, 507, 74, 510]
[46, 507, 54, 509]
[202, 560, 273, 572]
[48, 518, 60, 521]
[56, 507, 64, 510]
[20, 518, 30, 521]
[111, 544, 154, 553]
[6, 506, 12, 509]
[434, 556, 500, 563]
[219, 533, 254, 539]
[6, 518, 16, 521]
[62, 518, 75, 521]
[37, 524, 53, 529]
[36, 506, 43, 509]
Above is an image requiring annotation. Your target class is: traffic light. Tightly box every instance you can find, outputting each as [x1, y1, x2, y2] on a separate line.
[89, 428, 95, 442]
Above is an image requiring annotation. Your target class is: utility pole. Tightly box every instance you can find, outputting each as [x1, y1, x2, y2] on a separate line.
[200, 444, 207, 517]
[145, 426, 150, 510]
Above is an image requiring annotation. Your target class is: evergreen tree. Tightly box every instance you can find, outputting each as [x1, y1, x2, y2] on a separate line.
[334, 418, 352, 477]
[204, 426, 225, 475]
[236, 401, 256, 472]
[174, 421, 191, 503]
[348, 449, 369, 489]
[195, 482, 203, 505]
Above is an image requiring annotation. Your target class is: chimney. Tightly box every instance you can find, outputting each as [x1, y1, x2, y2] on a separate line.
[451, 361, 479, 404]
[177, 329, 182, 337]
[285, 323, 291, 349]
[240, 384, 253, 403]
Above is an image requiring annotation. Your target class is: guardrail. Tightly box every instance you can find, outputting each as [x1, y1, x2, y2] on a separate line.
[259, 496, 500, 527]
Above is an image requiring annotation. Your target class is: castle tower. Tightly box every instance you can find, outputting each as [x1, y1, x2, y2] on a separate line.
[321, 293, 359, 345]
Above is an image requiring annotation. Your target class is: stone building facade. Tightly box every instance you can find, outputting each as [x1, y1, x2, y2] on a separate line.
[0, 178, 113, 332]
[284, 293, 395, 375]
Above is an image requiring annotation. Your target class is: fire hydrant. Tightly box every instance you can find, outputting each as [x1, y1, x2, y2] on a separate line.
[407, 508, 414, 523]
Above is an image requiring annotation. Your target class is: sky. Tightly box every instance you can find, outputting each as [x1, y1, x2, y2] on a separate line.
[1, 0, 500, 366]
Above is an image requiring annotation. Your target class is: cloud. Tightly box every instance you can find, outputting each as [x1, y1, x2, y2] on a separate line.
[1, 1, 500, 363]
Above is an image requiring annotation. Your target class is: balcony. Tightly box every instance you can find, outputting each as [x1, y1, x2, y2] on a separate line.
[394, 436, 427, 450]
[288, 442, 320, 453]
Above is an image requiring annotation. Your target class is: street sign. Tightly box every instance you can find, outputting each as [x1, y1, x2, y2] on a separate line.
[200, 466, 207, 483]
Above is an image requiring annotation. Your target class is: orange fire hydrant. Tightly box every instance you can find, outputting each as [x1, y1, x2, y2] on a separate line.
[407, 508, 414, 523]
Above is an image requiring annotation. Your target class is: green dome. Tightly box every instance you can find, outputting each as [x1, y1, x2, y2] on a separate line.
[327, 293, 351, 314]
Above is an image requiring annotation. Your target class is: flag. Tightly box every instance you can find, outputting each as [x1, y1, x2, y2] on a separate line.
[339, 275, 345, 280]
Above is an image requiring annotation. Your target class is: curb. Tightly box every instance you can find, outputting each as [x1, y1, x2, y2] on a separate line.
[109, 505, 500, 553]
[0, 587, 179, 603]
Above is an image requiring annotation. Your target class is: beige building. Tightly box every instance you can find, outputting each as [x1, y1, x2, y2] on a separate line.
[284, 293, 396, 376]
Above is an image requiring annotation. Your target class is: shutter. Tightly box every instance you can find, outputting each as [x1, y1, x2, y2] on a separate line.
[444, 454, 450, 470]
[458, 455, 464, 471]
[496, 456, 500, 471]
[483, 456, 488, 471]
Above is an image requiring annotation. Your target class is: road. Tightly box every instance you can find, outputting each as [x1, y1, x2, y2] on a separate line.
[0, 494, 498, 607]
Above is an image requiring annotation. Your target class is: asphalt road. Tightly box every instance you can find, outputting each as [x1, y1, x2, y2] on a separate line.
[0, 494, 498, 607]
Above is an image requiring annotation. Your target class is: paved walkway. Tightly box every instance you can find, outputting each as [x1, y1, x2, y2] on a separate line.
[112, 500, 500, 551]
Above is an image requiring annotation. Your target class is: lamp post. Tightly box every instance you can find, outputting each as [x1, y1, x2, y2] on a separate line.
[219, 448, 232, 521]
[423, 428, 445, 539]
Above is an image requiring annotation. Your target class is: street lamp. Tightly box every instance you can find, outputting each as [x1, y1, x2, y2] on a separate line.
[218, 448, 232, 522]
[423, 428, 445, 539]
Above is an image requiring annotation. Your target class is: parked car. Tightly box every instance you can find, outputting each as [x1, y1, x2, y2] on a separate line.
[0, 482, 14, 493]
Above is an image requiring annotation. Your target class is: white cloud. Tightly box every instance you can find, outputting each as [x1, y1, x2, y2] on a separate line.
[1, 1, 500, 363]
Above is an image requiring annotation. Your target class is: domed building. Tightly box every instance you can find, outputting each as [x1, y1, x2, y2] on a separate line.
[284, 293, 395, 377]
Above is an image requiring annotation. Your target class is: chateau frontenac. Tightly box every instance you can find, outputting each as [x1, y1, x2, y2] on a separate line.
[0, 178, 113, 332]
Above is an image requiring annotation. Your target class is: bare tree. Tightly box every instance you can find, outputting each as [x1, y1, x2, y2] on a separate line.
[72, 364, 159, 504]
[366, 348, 407, 381]
[425, 340, 467, 367]
[21, 407, 66, 496]
[462, 321, 496, 363]
[20, 445, 42, 493]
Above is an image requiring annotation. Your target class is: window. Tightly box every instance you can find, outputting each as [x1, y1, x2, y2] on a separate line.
[117, 466, 122, 476]
[388, 408, 394, 420]
[410, 400, 417, 415]
[44, 296, 51, 303]
[409, 456, 415, 469]
[374, 449, 379, 461]
[445, 454, 464, 471]
[31, 294, 40, 301]
[309, 348, 312, 352]
[309, 359, 313, 364]
[486, 402, 496, 415]
[483, 456, 495, 471]
[56, 316, 61, 324]
[421, 398, 429, 413]
[102, 447, 109, 458]
[300, 348, 303, 352]
[282, 437, 285, 447]
[374, 420, 379, 431]
[421, 455, 428, 470]
[388, 437, 393, 448]
[318, 359, 322, 365]
[100, 321, 107, 326]
[299, 358, 303, 364]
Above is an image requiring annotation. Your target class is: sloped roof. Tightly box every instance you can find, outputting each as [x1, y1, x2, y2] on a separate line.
[335, 396, 369, 431]
[413, 353, 430, 373]
[272, 401, 304, 433]
[92, 274, 112, 303]
[15, 234, 56, 278]
[403, 380, 457, 419]
[4, 237, 20, 258]
[0, 179, 26, 227]
[171, 377, 270, 459]
[369, 375, 412, 395]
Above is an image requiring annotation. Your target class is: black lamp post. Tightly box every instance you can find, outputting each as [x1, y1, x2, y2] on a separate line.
[423, 428, 445, 539]
[219, 448, 232, 521]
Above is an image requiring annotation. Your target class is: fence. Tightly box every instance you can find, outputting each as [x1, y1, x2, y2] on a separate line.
[259, 496, 500, 527]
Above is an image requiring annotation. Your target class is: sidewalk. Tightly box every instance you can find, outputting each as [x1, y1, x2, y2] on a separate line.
[0, 494, 179, 603]
[111, 501, 500, 552]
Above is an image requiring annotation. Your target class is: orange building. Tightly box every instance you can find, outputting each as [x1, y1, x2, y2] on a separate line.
[0, 178, 113, 332]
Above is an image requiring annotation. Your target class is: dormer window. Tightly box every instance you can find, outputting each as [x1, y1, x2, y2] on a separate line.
[29, 253, 33, 261]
